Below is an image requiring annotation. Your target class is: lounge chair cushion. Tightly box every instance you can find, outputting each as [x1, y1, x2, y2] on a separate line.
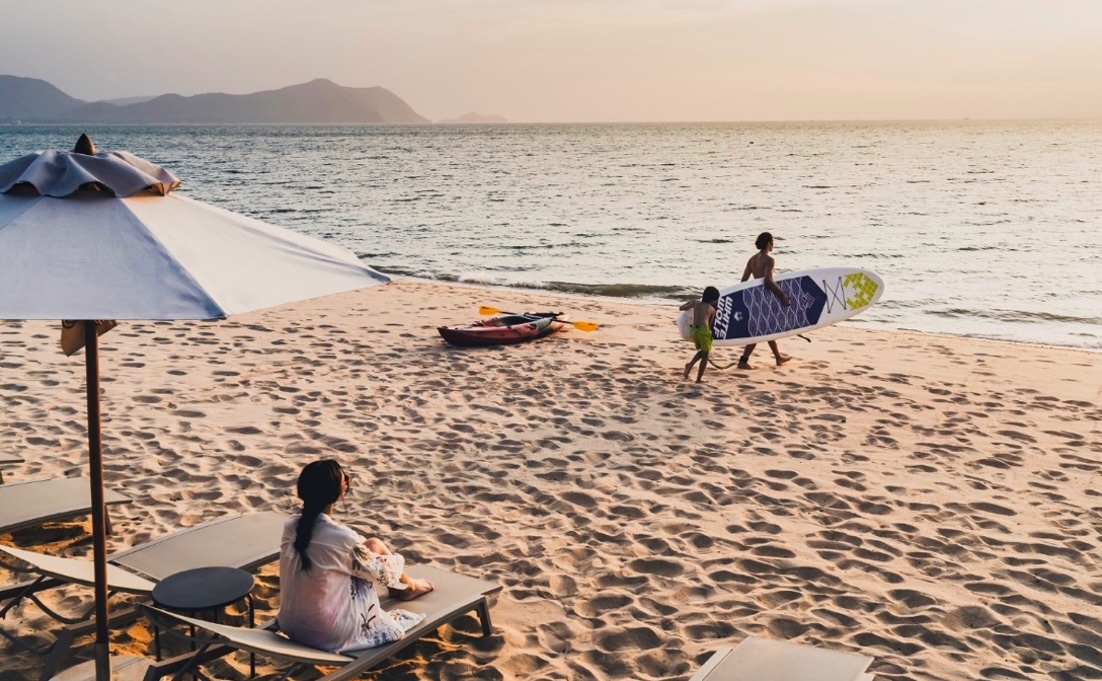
[0, 478, 130, 533]
[110, 511, 286, 581]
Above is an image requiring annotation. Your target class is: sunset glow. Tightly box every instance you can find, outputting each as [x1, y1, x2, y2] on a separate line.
[3, 0, 1100, 122]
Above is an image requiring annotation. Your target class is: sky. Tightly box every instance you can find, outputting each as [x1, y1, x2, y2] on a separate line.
[2, 0, 1101, 122]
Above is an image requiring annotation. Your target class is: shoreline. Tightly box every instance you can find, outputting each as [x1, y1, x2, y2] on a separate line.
[1, 279, 1100, 681]
[390, 275, 1102, 355]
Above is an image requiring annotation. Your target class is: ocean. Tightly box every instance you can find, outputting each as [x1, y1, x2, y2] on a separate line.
[2, 121, 1100, 349]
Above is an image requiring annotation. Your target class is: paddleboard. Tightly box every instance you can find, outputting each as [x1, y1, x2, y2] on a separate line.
[678, 267, 884, 346]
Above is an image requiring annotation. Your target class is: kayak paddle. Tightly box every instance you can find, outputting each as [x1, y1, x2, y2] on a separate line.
[478, 306, 599, 332]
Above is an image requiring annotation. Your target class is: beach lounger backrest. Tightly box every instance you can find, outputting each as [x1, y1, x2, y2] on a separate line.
[109, 511, 286, 581]
[0, 477, 130, 533]
[0, 545, 157, 594]
[690, 637, 874, 681]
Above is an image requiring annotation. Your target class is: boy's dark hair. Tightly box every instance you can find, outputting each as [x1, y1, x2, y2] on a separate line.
[755, 232, 773, 250]
[702, 286, 720, 303]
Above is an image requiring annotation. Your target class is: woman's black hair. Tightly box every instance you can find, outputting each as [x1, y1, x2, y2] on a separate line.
[755, 232, 773, 250]
[293, 459, 345, 572]
[702, 286, 720, 303]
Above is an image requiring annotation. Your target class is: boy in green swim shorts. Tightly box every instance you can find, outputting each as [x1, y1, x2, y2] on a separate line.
[680, 286, 720, 383]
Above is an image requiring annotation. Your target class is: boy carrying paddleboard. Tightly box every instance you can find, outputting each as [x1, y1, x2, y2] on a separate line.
[680, 286, 721, 383]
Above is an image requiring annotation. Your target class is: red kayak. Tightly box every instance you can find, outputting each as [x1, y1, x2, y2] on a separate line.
[438, 312, 566, 347]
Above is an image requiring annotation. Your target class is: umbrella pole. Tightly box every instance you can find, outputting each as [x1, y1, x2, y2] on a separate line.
[84, 321, 113, 681]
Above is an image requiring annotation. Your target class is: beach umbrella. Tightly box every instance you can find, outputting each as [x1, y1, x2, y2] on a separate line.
[0, 135, 390, 681]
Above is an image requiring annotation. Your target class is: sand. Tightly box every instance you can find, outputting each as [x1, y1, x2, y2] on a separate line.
[1, 279, 1100, 681]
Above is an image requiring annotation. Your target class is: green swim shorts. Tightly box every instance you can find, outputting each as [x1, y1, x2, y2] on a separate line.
[690, 324, 713, 352]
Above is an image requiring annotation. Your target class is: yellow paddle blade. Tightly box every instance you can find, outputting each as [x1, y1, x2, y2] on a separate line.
[478, 306, 501, 316]
[569, 320, 599, 332]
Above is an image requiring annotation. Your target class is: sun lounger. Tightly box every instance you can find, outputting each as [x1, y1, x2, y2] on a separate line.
[0, 477, 131, 534]
[0, 453, 24, 483]
[138, 564, 501, 681]
[690, 637, 875, 681]
[0, 511, 286, 681]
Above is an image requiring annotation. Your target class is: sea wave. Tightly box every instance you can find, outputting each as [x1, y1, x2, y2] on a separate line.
[545, 281, 694, 300]
[374, 266, 694, 300]
[929, 308, 1102, 326]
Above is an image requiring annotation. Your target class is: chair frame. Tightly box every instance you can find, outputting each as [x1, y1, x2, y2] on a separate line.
[137, 565, 500, 681]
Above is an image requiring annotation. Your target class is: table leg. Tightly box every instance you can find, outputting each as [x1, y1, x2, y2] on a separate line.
[247, 594, 256, 678]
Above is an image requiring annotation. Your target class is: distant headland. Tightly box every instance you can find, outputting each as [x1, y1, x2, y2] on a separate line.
[0, 75, 505, 125]
[437, 112, 508, 124]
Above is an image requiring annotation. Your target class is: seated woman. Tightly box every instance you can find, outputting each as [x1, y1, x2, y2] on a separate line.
[278, 459, 435, 652]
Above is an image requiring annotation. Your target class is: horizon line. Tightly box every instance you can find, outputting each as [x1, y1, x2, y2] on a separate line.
[3, 115, 1102, 127]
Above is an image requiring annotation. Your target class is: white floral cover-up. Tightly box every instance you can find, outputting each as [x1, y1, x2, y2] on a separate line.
[277, 514, 425, 652]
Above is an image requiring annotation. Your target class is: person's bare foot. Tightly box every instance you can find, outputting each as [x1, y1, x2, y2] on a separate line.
[737, 361, 753, 370]
[775, 355, 792, 366]
[683, 363, 692, 380]
[391, 578, 435, 601]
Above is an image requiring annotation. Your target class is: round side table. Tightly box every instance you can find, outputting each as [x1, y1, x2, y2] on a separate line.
[151, 566, 256, 673]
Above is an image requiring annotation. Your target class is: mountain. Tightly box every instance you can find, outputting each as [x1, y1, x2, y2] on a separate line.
[98, 95, 158, 106]
[439, 112, 508, 124]
[0, 75, 86, 121]
[0, 76, 428, 124]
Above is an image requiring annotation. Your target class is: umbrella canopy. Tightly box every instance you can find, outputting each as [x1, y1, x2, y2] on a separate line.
[0, 136, 389, 681]
[0, 144, 387, 319]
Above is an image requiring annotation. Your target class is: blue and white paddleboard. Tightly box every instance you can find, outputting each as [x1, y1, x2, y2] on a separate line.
[678, 267, 884, 346]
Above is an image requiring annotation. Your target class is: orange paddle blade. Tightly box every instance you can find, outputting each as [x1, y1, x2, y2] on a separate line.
[568, 320, 598, 332]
